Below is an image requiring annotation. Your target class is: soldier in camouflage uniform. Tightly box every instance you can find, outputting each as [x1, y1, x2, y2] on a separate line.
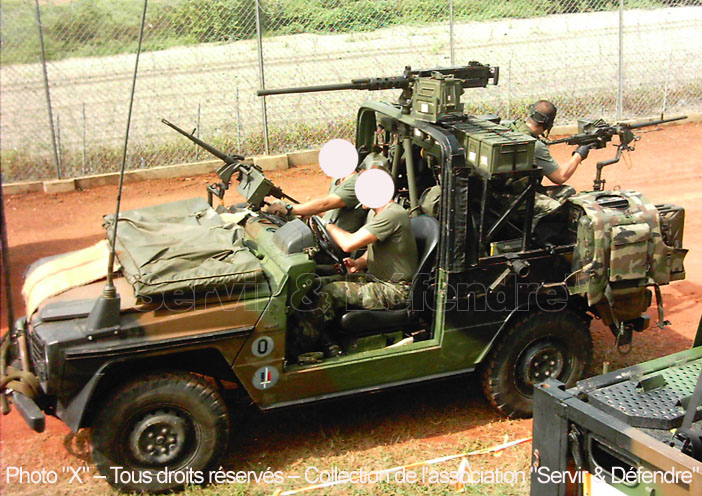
[295, 186, 418, 357]
[510, 100, 592, 220]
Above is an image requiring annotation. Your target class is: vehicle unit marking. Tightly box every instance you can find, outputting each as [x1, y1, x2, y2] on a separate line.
[251, 336, 274, 357]
[253, 366, 279, 390]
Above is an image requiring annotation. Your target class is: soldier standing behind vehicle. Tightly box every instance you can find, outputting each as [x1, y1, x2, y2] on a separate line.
[512, 100, 591, 187]
[295, 169, 418, 357]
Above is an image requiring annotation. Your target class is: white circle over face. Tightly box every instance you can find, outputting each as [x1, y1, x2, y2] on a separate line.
[355, 169, 394, 209]
[319, 139, 358, 178]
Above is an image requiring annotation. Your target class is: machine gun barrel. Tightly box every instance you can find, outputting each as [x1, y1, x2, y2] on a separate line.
[161, 118, 244, 164]
[257, 77, 411, 97]
[257, 62, 498, 97]
[162, 118, 299, 205]
[626, 114, 686, 129]
[547, 115, 687, 146]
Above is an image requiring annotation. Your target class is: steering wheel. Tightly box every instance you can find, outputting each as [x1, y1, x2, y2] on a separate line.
[308, 216, 347, 275]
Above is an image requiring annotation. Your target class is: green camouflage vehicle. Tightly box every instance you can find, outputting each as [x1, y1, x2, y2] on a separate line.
[0, 62, 688, 493]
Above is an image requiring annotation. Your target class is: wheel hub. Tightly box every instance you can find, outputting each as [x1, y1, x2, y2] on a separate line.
[129, 409, 188, 465]
[519, 342, 565, 388]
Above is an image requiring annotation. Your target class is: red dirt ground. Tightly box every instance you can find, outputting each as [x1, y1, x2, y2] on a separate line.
[1, 123, 701, 495]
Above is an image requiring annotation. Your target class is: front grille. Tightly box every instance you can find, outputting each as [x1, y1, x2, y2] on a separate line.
[29, 329, 47, 382]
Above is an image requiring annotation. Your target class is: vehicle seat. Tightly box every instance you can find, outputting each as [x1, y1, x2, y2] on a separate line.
[339, 215, 439, 335]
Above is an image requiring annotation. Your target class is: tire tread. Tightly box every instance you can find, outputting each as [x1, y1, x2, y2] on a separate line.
[91, 370, 229, 493]
[481, 310, 592, 418]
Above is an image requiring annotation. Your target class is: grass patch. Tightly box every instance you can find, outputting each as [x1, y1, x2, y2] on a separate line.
[0, 118, 357, 181]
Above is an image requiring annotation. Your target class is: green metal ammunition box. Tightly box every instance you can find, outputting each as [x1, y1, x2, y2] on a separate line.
[457, 118, 536, 174]
[411, 76, 464, 121]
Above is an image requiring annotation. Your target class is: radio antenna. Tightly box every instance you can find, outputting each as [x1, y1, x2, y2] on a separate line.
[86, 0, 149, 333]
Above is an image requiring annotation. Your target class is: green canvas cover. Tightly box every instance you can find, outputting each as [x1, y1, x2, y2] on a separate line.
[104, 198, 263, 298]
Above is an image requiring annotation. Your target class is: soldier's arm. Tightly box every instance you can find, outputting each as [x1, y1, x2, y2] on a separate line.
[545, 153, 583, 185]
[327, 224, 378, 253]
[291, 194, 347, 216]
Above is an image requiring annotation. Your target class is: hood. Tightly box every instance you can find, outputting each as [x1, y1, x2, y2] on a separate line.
[22, 240, 119, 318]
[24, 197, 267, 322]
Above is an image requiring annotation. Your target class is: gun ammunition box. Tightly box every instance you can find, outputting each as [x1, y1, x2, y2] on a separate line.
[411, 76, 464, 122]
[236, 165, 272, 206]
[454, 118, 536, 174]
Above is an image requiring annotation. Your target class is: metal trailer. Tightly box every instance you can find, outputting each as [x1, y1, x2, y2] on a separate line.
[531, 318, 702, 496]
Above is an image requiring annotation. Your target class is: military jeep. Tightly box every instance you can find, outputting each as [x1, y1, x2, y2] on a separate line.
[1, 62, 688, 493]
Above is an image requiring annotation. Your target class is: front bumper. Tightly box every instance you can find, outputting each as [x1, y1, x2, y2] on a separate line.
[2, 317, 46, 432]
[11, 391, 45, 432]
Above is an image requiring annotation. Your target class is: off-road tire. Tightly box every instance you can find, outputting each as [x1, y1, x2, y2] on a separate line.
[91, 370, 230, 493]
[481, 310, 592, 418]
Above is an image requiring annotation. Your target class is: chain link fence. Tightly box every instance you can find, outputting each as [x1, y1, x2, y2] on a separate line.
[1, 0, 700, 183]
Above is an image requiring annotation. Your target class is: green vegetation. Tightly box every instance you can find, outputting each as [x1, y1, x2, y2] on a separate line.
[0, 0, 675, 64]
[0, 117, 358, 181]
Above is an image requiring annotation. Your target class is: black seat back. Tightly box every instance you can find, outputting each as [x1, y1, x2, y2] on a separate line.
[407, 215, 439, 315]
[338, 214, 439, 335]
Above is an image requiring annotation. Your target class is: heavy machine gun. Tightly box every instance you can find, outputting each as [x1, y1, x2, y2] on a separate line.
[258, 61, 499, 121]
[161, 118, 297, 207]
[547, 115, 686, 191]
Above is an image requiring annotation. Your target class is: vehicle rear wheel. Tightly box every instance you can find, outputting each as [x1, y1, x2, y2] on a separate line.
[91, 370, 229, 493]
[481, 310, 592, 418]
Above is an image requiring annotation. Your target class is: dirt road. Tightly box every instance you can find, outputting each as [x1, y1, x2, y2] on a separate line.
[1, 122, 701, 495]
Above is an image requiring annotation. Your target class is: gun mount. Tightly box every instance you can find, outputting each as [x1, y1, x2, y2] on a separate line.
[258, 62, 499, 123]
[547, 115, 687, 191]
[162, 118, 297, 208]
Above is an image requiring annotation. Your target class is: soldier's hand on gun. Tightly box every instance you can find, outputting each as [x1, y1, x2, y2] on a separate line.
[573, 144, 591, 160]
[264, 200, 290, 217]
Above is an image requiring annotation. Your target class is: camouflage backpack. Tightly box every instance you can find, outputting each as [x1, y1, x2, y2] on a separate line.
[567, 190, 686, 327]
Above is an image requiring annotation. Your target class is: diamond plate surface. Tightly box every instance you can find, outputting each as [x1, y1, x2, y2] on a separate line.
[586, 359, 702, 429]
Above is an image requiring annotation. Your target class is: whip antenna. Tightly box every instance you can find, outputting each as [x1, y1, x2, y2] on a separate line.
[86, 0, 149, 333]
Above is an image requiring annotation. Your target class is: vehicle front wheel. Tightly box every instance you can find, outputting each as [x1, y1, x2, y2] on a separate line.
[91, 370, 230, 493]
[481, 310, 592, 418]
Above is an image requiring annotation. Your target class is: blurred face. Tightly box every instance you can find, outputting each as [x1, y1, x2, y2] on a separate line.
[355, 168, 394, 210]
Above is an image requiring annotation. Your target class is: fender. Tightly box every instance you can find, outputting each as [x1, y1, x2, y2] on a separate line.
[57, 335, 250, 431]
[474, 286, 589, 365]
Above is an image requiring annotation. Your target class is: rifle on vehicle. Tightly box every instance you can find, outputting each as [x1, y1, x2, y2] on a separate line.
[546, 115, 686, 191]
[161, 118, 298, 206]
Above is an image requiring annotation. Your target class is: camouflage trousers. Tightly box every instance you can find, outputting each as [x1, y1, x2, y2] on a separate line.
[534, 185, 576, 222]
[534, 193, 562, 222]
[294, 274, 411, 351]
